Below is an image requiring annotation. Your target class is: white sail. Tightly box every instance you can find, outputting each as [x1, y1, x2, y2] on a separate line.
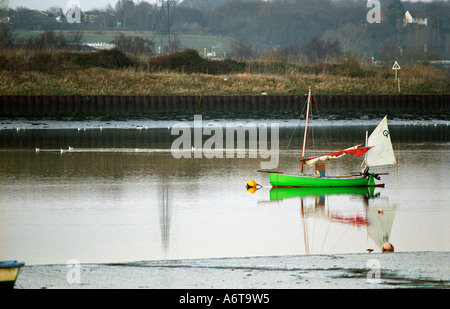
[366, 203, 396, 249]
[366, 116, 397, 167]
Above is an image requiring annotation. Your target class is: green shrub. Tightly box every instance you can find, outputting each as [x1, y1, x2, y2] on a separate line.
[93, 49, 135, 69]
[68, 49, 135, 69]
[148, 49, 245, 74]
[0, 49, 135, 72]
[337, 52, 364, 77]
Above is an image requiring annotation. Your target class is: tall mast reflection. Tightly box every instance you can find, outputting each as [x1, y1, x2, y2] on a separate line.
[159, 183, 171, 254]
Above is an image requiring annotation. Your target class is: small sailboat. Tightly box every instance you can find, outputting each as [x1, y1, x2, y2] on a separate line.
[267, 87, 396, 188]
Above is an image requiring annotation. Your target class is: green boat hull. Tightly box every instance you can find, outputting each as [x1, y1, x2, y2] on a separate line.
[270, 173, 374, 187]
[270, 186, 372, 201]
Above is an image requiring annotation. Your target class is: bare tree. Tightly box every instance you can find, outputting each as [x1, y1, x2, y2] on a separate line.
[115, 0, 136, 28]
[322, 24, 370, 56]
[0, 24, 15, 48]
[301, 37, 341, 63]
[0, 0, 9, 10]
[230, 40, 257, 61]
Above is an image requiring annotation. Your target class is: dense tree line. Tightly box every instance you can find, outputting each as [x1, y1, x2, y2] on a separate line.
[0, 0, 448, 62]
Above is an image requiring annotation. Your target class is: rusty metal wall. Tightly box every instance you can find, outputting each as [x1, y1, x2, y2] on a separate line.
[0, 94, 448, 116]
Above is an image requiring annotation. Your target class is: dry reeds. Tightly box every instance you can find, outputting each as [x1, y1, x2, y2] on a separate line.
[0, 49, 448, 95]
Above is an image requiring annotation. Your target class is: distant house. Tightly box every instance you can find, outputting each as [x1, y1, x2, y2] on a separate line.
[403, 10, 427, 26]
[83, 11, 106, 24]
[12, 9, 56, 30]
[32, 10, 49, 17]
[85, 42, 116, 50]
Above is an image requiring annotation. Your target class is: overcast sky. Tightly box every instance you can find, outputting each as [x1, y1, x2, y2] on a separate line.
[7, 0, 432, 12]
[7, 1, 153, 11]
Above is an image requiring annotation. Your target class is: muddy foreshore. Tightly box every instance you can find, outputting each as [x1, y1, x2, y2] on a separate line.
[14, 251, 449, 289]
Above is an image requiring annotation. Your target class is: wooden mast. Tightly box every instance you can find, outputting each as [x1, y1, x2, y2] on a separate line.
[301, 86, 312, 174]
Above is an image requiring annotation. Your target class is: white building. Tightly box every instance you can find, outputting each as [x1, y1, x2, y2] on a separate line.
[85, 42, 116, 50]
[403, 10, 427, 26]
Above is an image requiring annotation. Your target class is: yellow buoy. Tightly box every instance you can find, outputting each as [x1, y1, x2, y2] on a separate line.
[247, 187, 257, 194]
[247, 180, 257, 188]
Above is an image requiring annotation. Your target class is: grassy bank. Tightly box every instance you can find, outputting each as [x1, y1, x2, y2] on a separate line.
[0, 49, 448, 96]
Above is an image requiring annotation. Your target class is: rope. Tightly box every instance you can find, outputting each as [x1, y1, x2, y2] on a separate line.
[312, 94, 331, 151]
[312, 95, 349, 147]
[285, 97, 307, 152]
[280, 96, 308, 172]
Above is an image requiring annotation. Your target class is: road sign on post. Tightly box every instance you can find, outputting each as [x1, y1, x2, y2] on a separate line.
[392, 61, 401, 93]
[392, 61, 401, 80]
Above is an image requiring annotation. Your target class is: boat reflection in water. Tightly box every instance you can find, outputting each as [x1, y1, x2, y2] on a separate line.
[267, 186, 396, 254]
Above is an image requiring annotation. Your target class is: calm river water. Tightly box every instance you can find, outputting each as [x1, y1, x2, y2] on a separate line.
[0, 118, 448, 265]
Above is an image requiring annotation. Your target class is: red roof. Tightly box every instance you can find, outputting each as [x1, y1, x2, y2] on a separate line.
[408, 10, 427, 19]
